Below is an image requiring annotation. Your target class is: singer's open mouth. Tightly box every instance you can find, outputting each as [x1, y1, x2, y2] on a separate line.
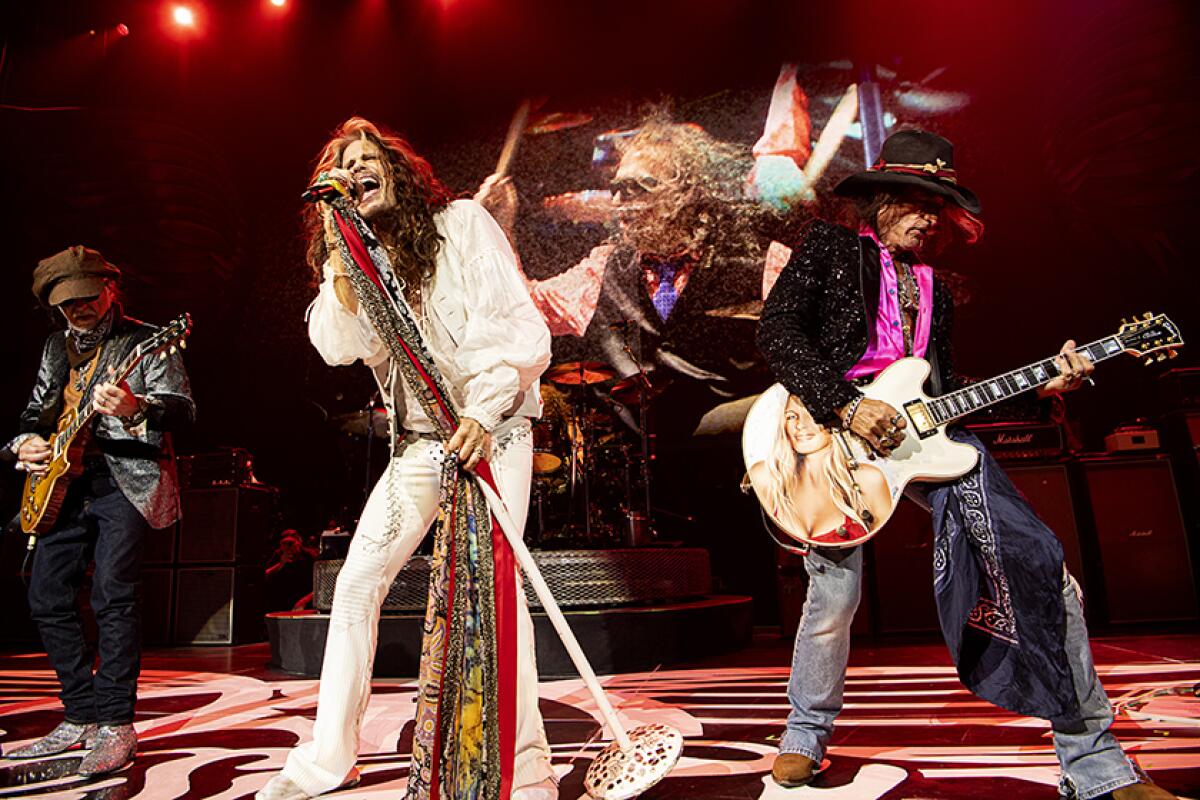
[353, 170, 383, 206]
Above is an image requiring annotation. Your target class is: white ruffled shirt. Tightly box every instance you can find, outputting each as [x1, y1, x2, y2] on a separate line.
[306, 199, 551, 433]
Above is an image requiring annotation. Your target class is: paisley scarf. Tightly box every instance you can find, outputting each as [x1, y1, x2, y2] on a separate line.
[326, 199, 518, 800]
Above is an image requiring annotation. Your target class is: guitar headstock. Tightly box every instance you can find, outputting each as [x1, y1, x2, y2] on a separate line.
[137, 313, 193, 361]
[1117, 312, 1184, 365]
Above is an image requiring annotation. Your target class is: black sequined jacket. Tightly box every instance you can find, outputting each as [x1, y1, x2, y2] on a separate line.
[13, 313, 195, 529]
[757, 219, 964, 426]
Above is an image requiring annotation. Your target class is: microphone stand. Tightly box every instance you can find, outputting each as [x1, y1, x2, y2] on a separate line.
[617, 322, 655, 546]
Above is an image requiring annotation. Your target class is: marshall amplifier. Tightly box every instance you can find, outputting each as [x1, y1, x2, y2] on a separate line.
[965, 421, 1065, 461]
[177, 448, 257, 489]
[1078, 455, 1198, 624]
[1158, 367, 1200, 410]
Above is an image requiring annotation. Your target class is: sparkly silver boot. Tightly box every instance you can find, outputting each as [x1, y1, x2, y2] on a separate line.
[4, 720, 97, 759]
[77, 724, 136, 776]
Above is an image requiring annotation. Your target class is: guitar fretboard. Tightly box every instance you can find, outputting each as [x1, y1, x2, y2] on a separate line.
[51, 337, 162, 458]
[925, 336, 1125, 426]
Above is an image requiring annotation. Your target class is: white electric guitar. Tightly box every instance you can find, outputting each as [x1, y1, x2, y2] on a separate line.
[743, 313, 1183, 548]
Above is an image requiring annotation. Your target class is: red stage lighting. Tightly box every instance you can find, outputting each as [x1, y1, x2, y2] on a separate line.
[173, 6, 196, 27]
[116, 23, 130, 37]
[270, 0, 286, 6]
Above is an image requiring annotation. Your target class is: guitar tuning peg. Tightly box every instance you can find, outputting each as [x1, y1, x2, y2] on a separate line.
[1169, 350, 1179, 359]
[169, 346, 177, 354]
[1157, 353, 1168, 363]
[1120, 317, 1130, 326]
[1144, 356, 1155, 367]
[159, 352, 168, 360]
[1143, 312, 1153, 319]
[179, 340, 187, 349]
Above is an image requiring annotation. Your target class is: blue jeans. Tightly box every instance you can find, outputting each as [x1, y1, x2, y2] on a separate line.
[27, 465, 149, 725]
[781, 546, 1138, 798]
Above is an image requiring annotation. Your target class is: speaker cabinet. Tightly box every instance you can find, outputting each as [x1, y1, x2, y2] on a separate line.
[142, 522, 177, 565]
[140, 567, 174, 645]
[178, 486, 276, 564]
[173, 565, 265, 645]
[868, 496, 940, 635]
[1079, 455, 1198, 624]
[1003, 463, 1086, 591]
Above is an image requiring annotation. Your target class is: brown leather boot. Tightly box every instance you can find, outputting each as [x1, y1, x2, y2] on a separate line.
[1111, 781, 1178, 799]
[771, 753, 818, 788]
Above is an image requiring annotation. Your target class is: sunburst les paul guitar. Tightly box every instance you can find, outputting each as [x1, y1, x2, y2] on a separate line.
[19, 314, 192, 544]
[743, 313, 1183, 549]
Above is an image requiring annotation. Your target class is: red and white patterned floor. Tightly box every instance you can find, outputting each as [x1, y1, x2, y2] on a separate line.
[0, 635, 1197, 799]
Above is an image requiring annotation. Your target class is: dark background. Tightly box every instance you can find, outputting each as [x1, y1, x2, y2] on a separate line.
[2, 0, 1197, 621]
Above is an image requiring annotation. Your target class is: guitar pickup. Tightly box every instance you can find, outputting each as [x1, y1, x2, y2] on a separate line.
[904, 401, 938, 438]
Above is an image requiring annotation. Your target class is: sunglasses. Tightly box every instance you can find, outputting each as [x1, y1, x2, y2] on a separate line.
[611, 175, 663, 199]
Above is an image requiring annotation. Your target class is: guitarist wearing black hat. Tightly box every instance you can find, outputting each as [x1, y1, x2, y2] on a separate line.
[4, 246, 193, 776]
[758, 130, 1175, 798]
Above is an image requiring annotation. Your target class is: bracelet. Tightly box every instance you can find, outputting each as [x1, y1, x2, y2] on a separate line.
[120, 397, 150, 431]
[841, 395, 864, 429]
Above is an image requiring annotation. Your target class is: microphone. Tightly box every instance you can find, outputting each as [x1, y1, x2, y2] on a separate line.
[301, 177, 351, 204]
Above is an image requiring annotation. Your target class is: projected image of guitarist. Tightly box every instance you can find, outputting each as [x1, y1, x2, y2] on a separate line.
[756, 130, 1177, 800]
[4, 246, 193, 777]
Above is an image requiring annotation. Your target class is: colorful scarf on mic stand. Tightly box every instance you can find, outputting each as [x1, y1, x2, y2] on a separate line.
[326, 198, 518, 800]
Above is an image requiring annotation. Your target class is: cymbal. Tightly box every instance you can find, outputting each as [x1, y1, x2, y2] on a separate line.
[545, 361, 615, 385]
[333, 408, 388, 438]
[526, 111, 594, 134]
[609, 374, 661, 406]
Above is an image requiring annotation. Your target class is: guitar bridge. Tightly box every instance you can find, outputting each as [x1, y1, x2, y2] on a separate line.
[904, 401, 938, 439]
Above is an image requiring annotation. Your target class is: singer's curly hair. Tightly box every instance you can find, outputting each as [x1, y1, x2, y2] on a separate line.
[614, 113, 784, 266]
[304, 117, 454, 287]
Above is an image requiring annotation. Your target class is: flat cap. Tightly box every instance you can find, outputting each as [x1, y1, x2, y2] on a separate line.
[32, 246, 121, 307]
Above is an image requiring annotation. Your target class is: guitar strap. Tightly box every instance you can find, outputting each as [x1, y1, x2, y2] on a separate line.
[57, 342, 105, 431]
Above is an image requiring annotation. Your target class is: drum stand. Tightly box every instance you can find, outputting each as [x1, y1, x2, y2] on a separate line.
[618, 329, 656, 547]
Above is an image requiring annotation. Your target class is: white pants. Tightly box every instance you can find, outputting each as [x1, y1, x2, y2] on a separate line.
[283, 425, 554, 795]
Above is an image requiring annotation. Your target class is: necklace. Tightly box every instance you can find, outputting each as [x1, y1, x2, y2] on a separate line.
[896, 262, 920, 355]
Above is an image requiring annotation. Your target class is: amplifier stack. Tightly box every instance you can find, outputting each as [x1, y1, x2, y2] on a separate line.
[143, 475, 277, 646]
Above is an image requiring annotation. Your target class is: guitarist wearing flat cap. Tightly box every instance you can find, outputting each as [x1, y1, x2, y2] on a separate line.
[757, 130, 1176, 799]
[4, 246, 193, 776]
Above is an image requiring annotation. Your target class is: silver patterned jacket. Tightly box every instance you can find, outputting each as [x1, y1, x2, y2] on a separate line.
[12, 313, 195, 529]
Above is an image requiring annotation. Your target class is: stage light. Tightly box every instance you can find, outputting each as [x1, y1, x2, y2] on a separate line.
[173, 6, 195, 27]
[270, 0, 286, 6]
[116, 23, 130, 37]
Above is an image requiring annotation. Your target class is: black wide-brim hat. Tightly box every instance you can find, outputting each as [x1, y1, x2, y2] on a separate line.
[834, 129, 981, 215]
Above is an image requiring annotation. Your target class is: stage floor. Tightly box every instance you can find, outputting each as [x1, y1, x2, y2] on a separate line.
[0, 633, 1197, 799]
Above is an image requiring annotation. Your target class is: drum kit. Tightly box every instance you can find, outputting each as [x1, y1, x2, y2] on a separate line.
[531, 360, 657, 549]
[329, 360, 657, 550]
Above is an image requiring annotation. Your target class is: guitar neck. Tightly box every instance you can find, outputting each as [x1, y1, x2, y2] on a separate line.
[55, 353, 141, 452]
[924, 336, 1124, 427]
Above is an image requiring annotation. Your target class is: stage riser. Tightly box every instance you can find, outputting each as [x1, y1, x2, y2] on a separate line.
[313, 547, 713, 612]
[267, 596, 753, 678]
